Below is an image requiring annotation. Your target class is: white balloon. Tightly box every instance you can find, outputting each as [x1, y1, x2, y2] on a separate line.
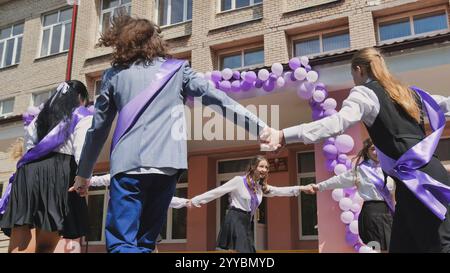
[241, 71, 247, 79]
[313, 90, 326, 103]
[341, 211, 354, 224]
[358, 246, 373, 253]
[352, 192, 364, 204]
[294, 67, 307, 81]
[331, 189, 344, 202]
[339, 197, 353, 211]
[258, 69, 270, 81]
[349, 220, 359, 234]
[306, 71, 319, 83]
[222, 68, 233, 80]
[335, 134, 355, 154]
[300, 56, 309, 66]
[322, 98, 337, 110]
[276, 77, 285, 88]
[334, 163, 347, 175]
[350, 202, 361, 213]
[271, 63, 284, 77]
[204, 72, 212, 81]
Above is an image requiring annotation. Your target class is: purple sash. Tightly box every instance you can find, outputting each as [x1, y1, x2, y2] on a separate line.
[0, 106, 93, 214]
[359, 161, 395, 214]
[243, 176, 259, 217]
[375, 86, 450, 220]
[110, 59, 185, 152]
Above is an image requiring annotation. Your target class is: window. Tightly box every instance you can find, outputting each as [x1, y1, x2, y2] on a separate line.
[0, 181, 4, 198]
[220, 0, 262, 12]
[160, 171, 188, 242]
[40, 8, 73, 57]
[0, 98, 14, 117]
[378, 10, 448, 42]
[0, 23, 24, 68]
[32, 90, 53, 107]
[294, 30, 350, 57]
[219, 47, 264, 70]
[297, 152, 318, 239]
[157, 0, 192, 26]
[436, 138, 450, 163]
[92, 79, 102, 101]
[85, 174, 108, 244]
[100, 0, 131, 33]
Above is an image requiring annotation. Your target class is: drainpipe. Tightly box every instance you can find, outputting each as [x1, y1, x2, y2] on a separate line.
[65, 2, 78, 81]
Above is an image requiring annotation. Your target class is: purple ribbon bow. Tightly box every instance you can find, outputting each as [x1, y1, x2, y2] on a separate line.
[375, 86, 450, 220]
[359, 160, 395, 214]
[0, 106, 92, 214]
[111, 59, 184, 152]
[243, 176, 259, 217]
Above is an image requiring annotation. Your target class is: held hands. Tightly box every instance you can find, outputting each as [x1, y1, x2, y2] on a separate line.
[301, 184, 320, 195]
[69, 176, 90, 197]
[259, 127, 285, 152]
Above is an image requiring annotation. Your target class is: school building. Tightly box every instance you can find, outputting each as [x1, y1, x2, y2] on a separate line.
[0, 0, 449, 253]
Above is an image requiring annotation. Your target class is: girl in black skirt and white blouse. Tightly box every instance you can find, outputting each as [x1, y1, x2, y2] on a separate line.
[189, 155, 311, 253]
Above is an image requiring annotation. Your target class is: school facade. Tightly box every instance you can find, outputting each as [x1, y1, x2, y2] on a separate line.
[0, 0, 449, 253]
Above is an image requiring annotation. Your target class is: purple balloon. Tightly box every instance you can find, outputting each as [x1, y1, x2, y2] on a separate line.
[345, 159, 352, 169]
[325, 137, 336, 146]
[312, 109, 324, 121]
[269, 73, 278, 82]
[215, 81, 220, 89]
[232, 71, 241, 80]
[219, 80, 231, 92]
[244, 71, 257, 83]
[231, 80, 241, 92]
[323, 144, 338, 159]
[324, 109, 338, 117]
[326, 159, 338, 172]
[309, 98, 320, 108]
[305, 65, 312, 72]
[289, 58, 301, 70]
[290, 72, 297, 82]
[254, 79, 264, 89]
[211, 71, 222, 82]
[241, 80, 253, 91]
[315, 82, 327, 91]
[262, 80, 275, 92]
[346, 231, 359, 246]
[353, 243, 363, 252]
[344, 188, 356, 198]
[338, 154, 348, 163]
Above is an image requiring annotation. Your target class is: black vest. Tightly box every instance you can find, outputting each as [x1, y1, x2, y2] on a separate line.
[364, 81, 426, 160]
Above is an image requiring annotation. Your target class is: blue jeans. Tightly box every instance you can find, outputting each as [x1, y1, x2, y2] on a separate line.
[105, 173, 178, 253]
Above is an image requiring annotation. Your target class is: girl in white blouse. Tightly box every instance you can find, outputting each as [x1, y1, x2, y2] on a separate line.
[310, 138, 395, 251]
[189, 155, 311, 253]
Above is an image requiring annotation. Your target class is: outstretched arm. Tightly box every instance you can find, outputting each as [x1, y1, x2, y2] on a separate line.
[264, 185, 303, 197]
[190, 176, 241, 207]
[89, 174, 111, 187]
[169, 197, 190, 209]
[316, 169, 357, 192]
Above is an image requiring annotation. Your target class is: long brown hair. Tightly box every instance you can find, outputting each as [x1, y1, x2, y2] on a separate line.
[352, 138, 374, 187]
[97, 13, 169, 68]
[351, 48, 420, 123]
[245, 156, 270, 194]
[8, 137, 24, 161]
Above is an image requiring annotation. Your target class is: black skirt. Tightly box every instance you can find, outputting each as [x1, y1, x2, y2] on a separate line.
[217, 207, 255, 253]
[358, 200, 393, 251]
[0, 152, 88, 239]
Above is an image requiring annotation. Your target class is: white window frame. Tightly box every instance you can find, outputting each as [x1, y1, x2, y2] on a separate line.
[0, 98, 15, 117]
[155, 0, 192, 27]
[0, 22, 24, 68]
[83, 184, 109, 245]
[160, 182, 188, 243]
[292, 26, 350, 58]
[217, 0, 263, 13]
[39, 8, 73, 58]
[296, 151, 319, 241]
[376, 6, 449, 44]
[31, 90, 53, 107]
[99, 0, 132, 34]
[218, 45, 264, 70]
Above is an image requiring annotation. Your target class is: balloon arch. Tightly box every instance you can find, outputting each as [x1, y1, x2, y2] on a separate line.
[192, 56, 375, 253]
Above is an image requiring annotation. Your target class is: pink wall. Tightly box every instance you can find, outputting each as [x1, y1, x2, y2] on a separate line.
[315, 89, 368, 253]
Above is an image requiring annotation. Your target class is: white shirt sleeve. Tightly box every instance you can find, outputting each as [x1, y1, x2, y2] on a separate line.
[282, 85, 380, 144]
[386, 176, 396, 192]
[317, 169, 357, 191]
[264, 185, 301, 197]
[89, 174, 111, 187]
[72, 116, 94, 165]
[431, 94, 450, 117]
[191, 176, 241, 207]
[24, 118, 38, 151]
[169, 197, 189, 209]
